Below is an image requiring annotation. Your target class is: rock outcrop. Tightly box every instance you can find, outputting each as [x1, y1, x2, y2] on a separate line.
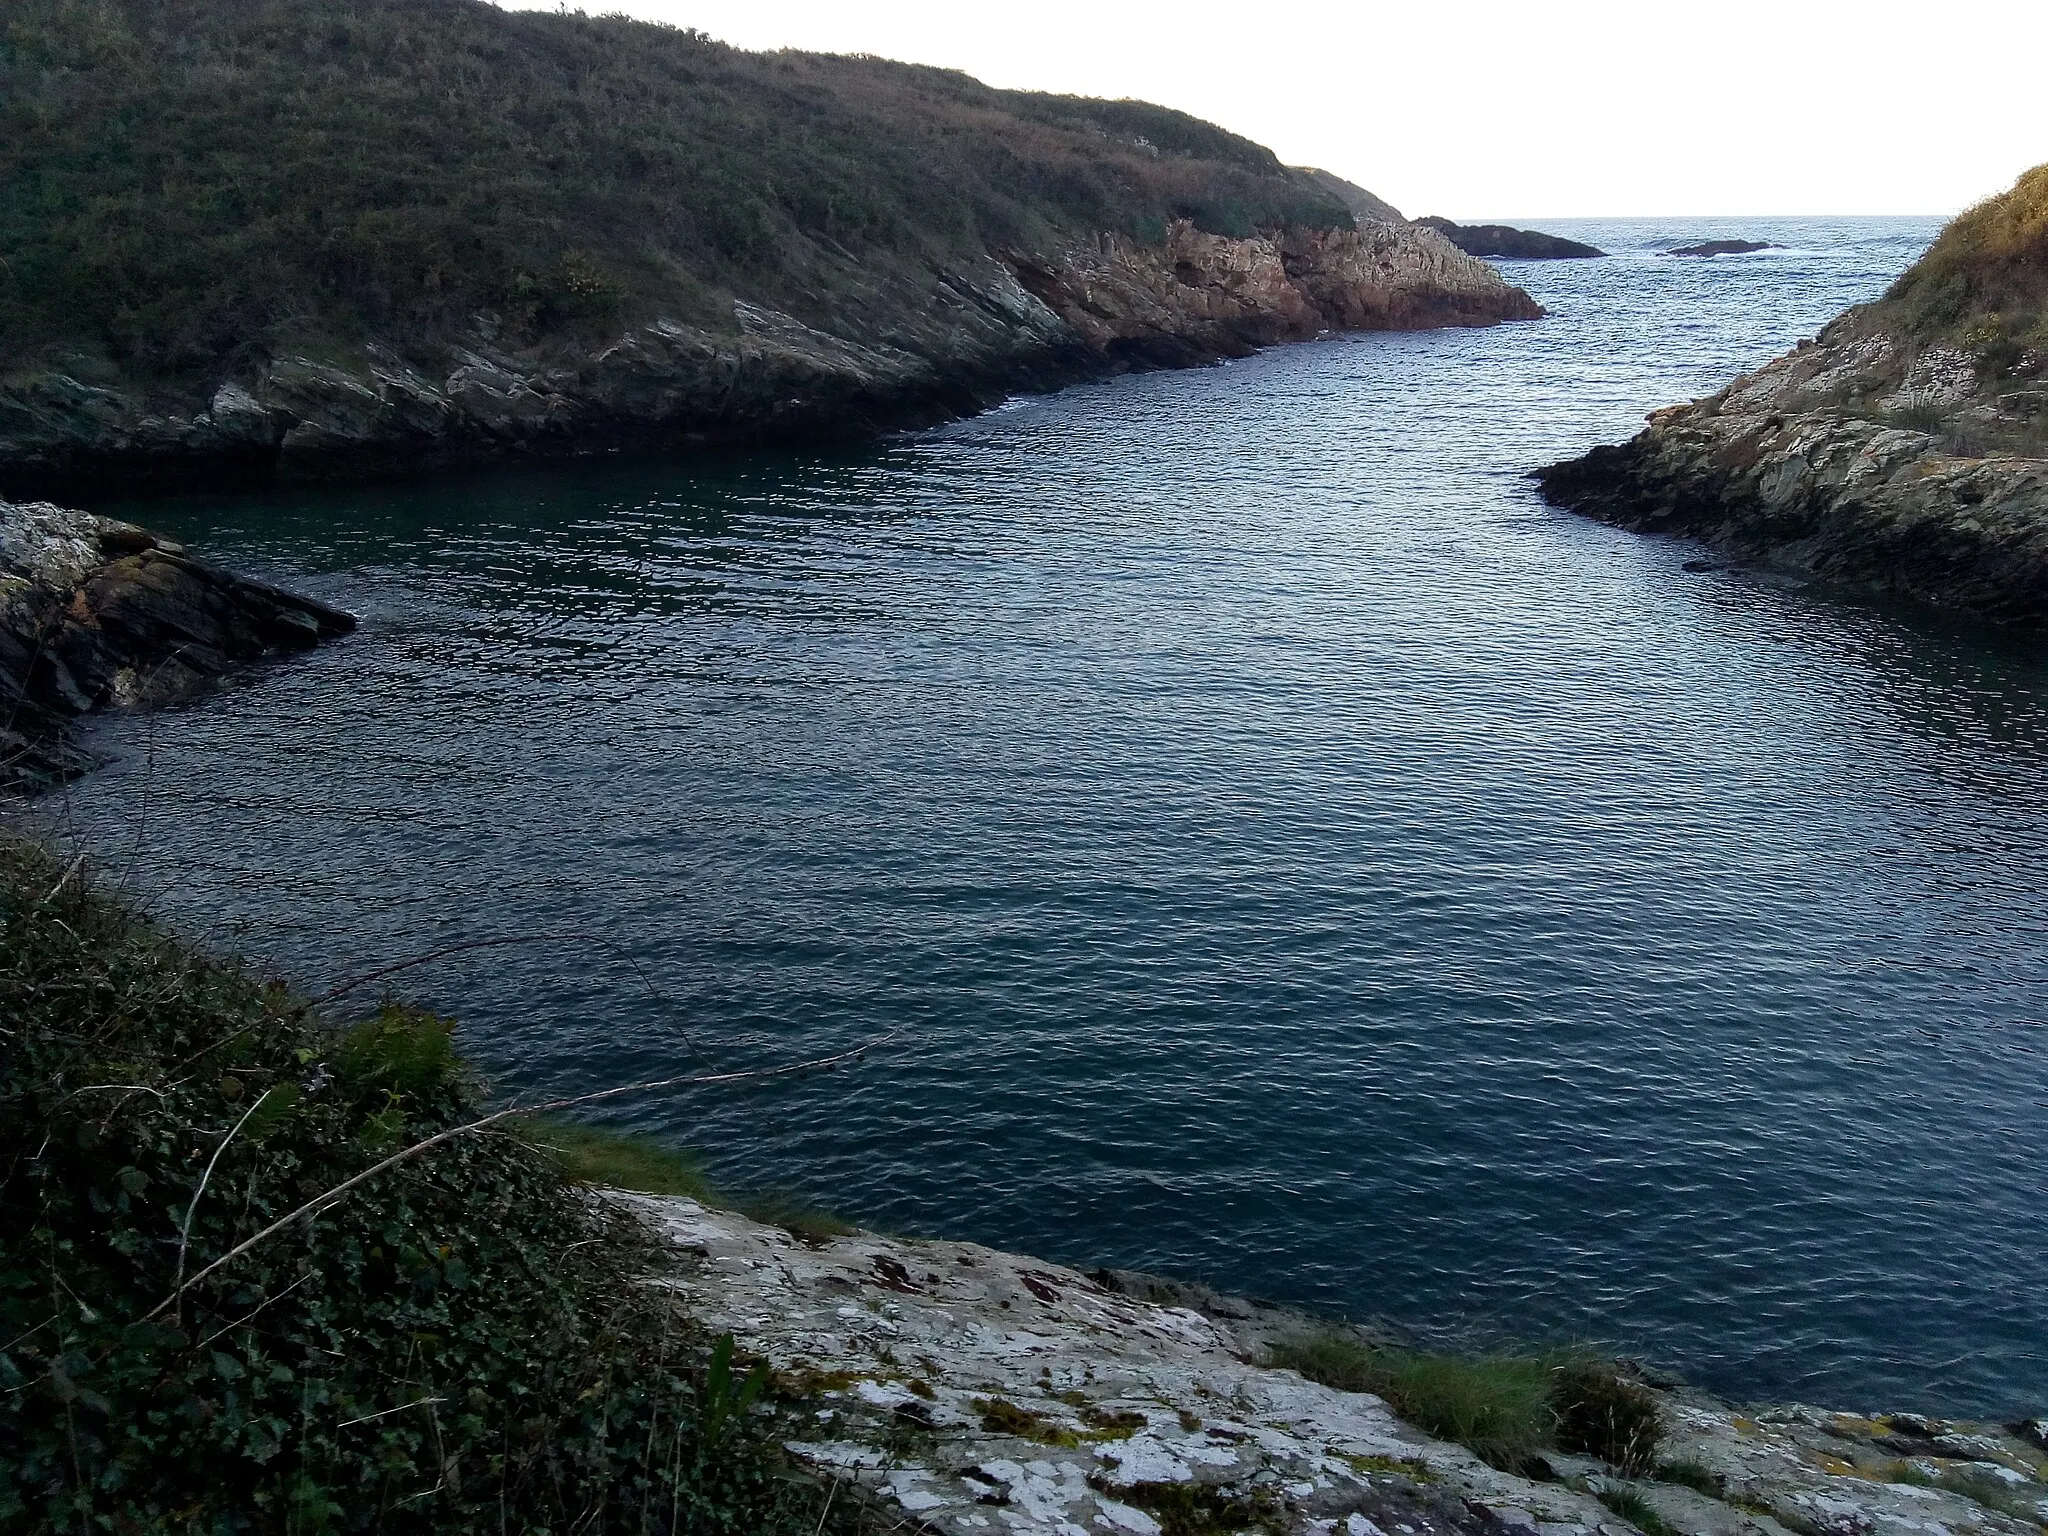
[1535, 329, 2048, 630]
[1666, 240, 1780, 258]
[1418, 218, 1606, 261]
[0, 221, 1537, 502]
[632, 1194, 2047, 1536]
[0, 501, 355, 791]
[1539, 164, 2048, 630]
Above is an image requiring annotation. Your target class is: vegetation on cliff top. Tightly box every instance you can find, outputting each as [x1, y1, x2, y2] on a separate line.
[1875, 161, 2048, 360]
[0, 0, 1354, 397]
[0, 835, 869, 1533]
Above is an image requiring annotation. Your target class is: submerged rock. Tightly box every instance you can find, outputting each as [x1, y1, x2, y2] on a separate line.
[0, 500, 355, 792]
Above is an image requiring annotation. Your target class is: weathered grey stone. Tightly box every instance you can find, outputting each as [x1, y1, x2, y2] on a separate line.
[614, 1195, 2047, 1536]
[1536, 317, 2048, 629]
[0, 500, 354, 792]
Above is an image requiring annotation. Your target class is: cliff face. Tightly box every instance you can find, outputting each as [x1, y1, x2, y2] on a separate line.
[1538, 166, 2048, 629]
[0, 502, 355, 790]
[0, 0, 1540, 501]
[0, 221, 1538, 500]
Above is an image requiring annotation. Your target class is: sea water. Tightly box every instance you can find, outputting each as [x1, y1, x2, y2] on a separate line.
[48, 215, 2048, 1413]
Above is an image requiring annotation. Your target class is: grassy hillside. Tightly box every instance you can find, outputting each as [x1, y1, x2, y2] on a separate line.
[1874, 161, 2048, 361]
[0, 0, 1352, 397]
[0, 834, 869, 1533]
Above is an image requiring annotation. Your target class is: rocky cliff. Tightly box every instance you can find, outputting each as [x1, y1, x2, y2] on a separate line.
[0, 0, 1538, 501]
[1538, 166, 2048, 629]
[0, 502, 355, 791]
[0, 221, 1538, 501]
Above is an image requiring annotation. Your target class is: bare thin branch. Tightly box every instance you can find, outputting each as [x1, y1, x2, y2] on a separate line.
[147, 1036, 892, 1318]
[174, 1087, 274, 1313]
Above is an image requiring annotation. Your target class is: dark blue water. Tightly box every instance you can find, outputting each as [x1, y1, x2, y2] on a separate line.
[37, 216, 2048, 1414]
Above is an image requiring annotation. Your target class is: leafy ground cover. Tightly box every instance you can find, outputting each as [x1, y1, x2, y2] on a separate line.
[0, 0, 1352, 396]
[0, 835, 873, 1534]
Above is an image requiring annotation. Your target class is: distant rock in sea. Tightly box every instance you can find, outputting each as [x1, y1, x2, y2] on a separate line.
[1666, 239, 1780, 257]
[1416, 217, 1605, 260]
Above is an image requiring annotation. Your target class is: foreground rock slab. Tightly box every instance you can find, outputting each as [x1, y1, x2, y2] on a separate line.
[632, 1194, 1621, 1536]
[0, 500, 355, 791]
[625, 1196, 2048, 1536]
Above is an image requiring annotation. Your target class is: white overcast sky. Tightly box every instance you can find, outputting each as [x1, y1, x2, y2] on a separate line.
[502, 0, 2046, 220]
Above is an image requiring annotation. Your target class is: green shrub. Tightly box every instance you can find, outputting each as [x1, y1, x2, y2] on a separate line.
[1877, 162, 2048, 352]
[0, 836, 867, 1534]
[733, 1190, 858, 1244]
[1597, 1485, 1678, 1536]
[0, 0, 1354, 393]
[1272, 1334, 1665, 1476]
[1655, 1460, 1723, 1496]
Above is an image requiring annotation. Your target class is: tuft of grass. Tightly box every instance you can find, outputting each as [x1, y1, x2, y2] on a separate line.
[1270, 1334, 1559, 1471]
[975, 1396, 1077, 1446]
[1272, 1334, 1665, 1476]
[1597, 1485, 1680, 1536]
[1893, 1464, 2047, 1524]
[1655, 1460, 1725, 1496]
[1108, 1479, 1286, 1536]
[1552, 1361, 1663, 1475]
[518, 1116, 716, 1199]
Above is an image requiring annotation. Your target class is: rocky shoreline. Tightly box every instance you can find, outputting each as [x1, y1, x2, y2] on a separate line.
[0, 500, 355, 791]
[1538, 164, 2048, 631]
[0, 220, 1537, 504]
[1535, 329, 2048, 631]
[632, 1193, 2048, 1536]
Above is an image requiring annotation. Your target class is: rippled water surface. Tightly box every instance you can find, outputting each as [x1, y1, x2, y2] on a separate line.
[46, 216, 2048, 1412]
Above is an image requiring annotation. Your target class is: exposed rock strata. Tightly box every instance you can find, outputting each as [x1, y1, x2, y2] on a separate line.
[629, 1194, 2046, 1536]
[1537, 323, 2048, 629]
[0, 222, 1538, 502]
[0, 501, 354, 791]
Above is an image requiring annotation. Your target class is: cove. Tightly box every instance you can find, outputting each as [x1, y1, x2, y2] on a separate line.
[40, 216, 2048, 1415]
